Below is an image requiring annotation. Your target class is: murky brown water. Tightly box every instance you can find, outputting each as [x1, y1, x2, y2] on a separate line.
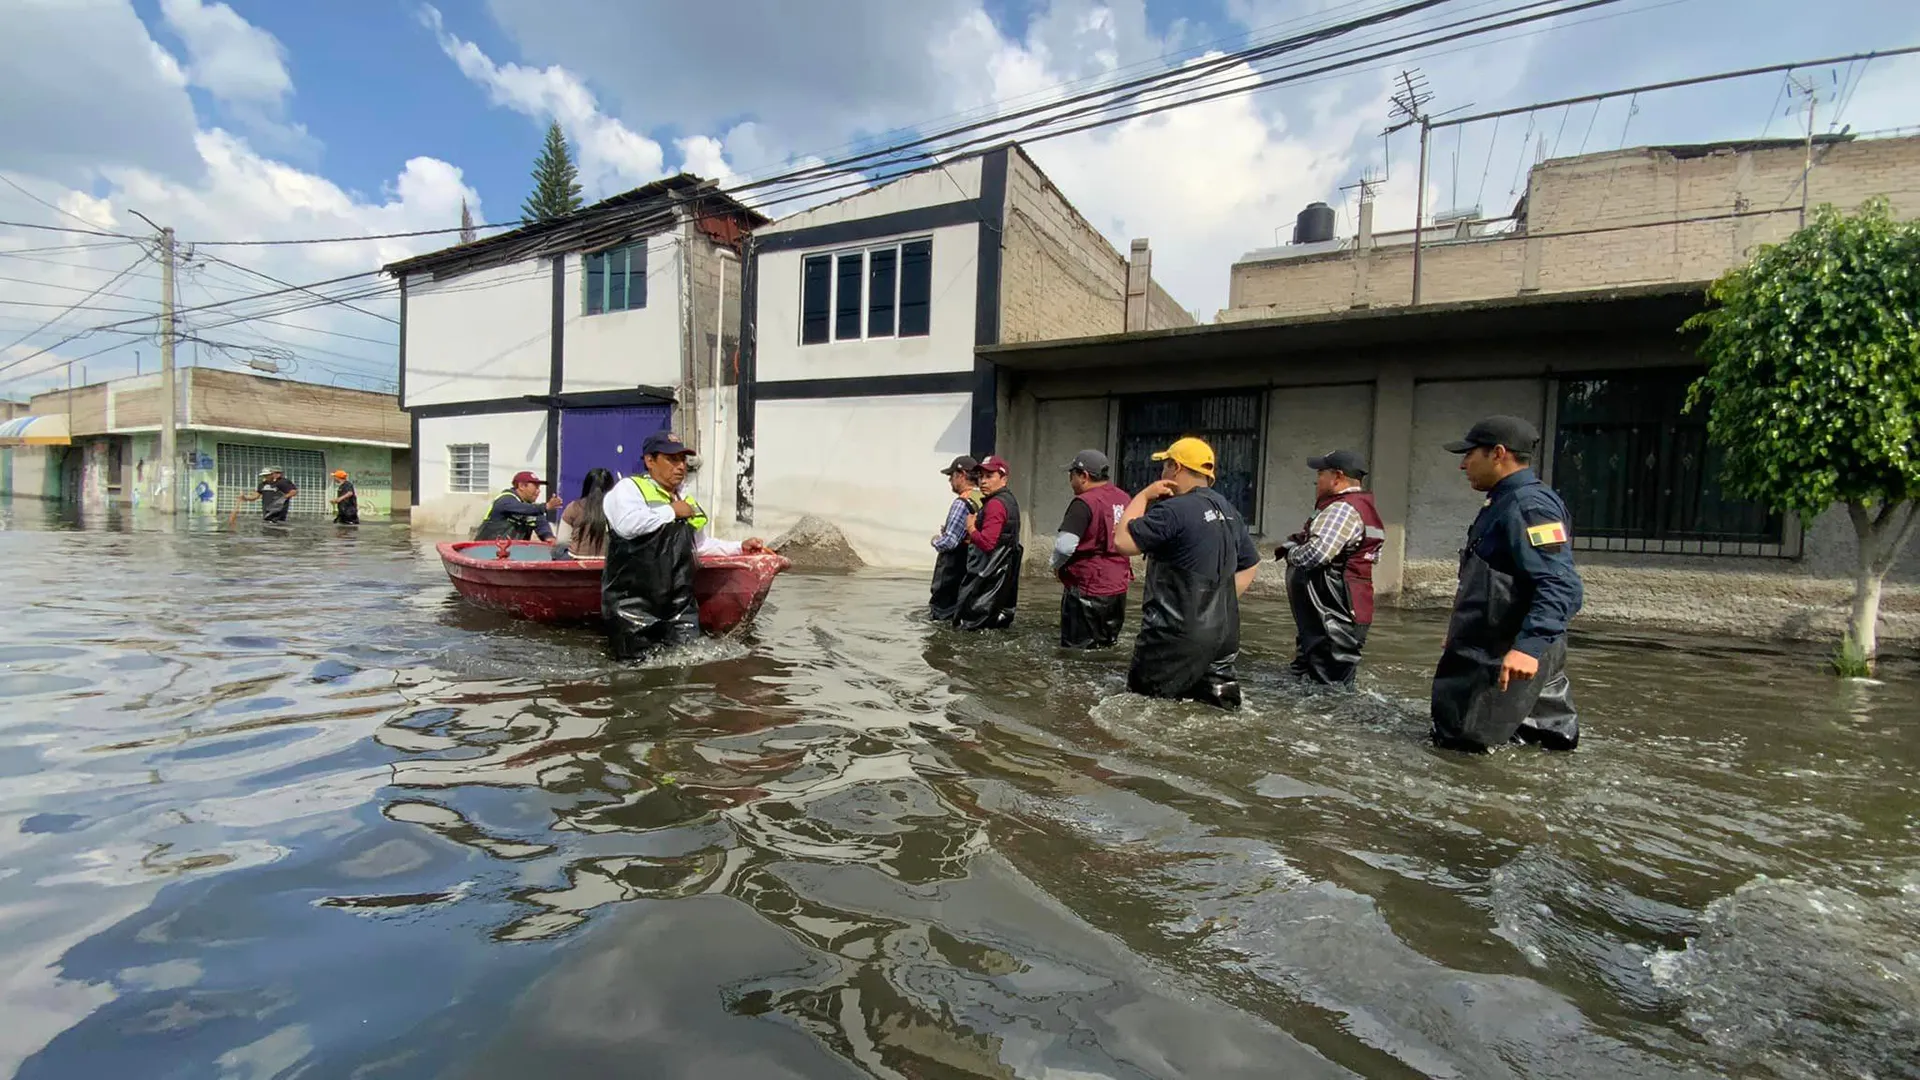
[2, 500, 1917, 1080]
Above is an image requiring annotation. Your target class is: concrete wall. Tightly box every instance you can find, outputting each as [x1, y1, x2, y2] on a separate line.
[560, 237, 683, 395]
[1227, 135, 1920, 319]
[403, 262, 553, 407]
[770, 158, 982, 232]
[413, 410, 549, 535]
[754, 393, 971, 566]
[998, 327, 1920, 645]
[1025, 397, 1111, 540]
[1260, 383, 1375, 539]
[169, 432, 400, 518]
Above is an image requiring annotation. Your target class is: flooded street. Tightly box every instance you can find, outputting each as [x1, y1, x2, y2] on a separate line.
[2, 504, 1917, 1080]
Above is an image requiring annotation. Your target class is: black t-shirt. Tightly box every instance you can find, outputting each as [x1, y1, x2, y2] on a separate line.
[336, 480, 357, 503]
[1126, 488, 1259, 574]
[1058, 499, 1093, 536]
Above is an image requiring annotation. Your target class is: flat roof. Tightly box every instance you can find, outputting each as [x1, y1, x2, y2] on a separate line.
[978, 282, 1708, 372]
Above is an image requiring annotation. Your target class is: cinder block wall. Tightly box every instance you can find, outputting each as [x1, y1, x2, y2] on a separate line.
[1227, 135, 1920, 318]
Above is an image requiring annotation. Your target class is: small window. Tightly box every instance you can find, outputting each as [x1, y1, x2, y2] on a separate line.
[801, 254, 831, 345]
[798, 238, 931, 345]
[899, 239, 932, 338]
[834, 252, 864, 341]
[583, 240, 647, 315]
[868, 248, 897, 337]
[1118, 392, 1263, 525]
[448, 443, 490, 494]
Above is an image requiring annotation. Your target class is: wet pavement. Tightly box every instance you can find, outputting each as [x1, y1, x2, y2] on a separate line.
[2, 501, 1917, 1079]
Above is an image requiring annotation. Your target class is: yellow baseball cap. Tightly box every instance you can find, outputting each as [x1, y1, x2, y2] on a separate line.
[1151, 436, 1215, 478]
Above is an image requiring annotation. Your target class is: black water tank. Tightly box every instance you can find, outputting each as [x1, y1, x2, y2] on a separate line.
[1293, 201, 1336, 244]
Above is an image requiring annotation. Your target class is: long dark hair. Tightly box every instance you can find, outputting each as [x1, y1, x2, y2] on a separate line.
[573, 468, 616, 553]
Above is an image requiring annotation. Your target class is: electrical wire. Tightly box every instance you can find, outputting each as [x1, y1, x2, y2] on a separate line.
[0, 252, 152, 355]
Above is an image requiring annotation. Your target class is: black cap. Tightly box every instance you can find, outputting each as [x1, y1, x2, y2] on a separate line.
[1444, 415, 1540, 454]
[940, 455, 979, 476]
[1307, 449, 1367, 477]
[1066, 449, 1110, 477]
[643, 430, 692, 456]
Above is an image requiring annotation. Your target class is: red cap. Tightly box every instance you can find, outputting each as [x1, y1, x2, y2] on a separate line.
[511, 470, 546, 486]
[978, 455, 1010, 475]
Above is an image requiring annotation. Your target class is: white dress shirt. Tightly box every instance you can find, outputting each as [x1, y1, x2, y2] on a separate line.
[604, 477, 743, 556]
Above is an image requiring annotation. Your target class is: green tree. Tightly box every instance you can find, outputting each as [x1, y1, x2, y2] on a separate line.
[521, 121, 583, 222]
[459, 199, 476, 244]
[1684, 197, 1920, 670]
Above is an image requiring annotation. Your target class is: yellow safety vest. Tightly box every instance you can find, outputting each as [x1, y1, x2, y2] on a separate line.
[632, 475, 708, 531]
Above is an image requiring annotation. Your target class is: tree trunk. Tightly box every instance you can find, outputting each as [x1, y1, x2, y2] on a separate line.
[1846, 499, 1920, 670]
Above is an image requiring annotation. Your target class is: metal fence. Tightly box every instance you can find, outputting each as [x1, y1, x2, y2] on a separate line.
[215, 443, 331, 518]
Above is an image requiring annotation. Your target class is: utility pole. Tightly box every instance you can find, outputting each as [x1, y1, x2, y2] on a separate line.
[158, 225, 177, 513]
[1386, 69, 1436, 306]
[132, 210, 178, 513]
[1791, 74, 1817, 228]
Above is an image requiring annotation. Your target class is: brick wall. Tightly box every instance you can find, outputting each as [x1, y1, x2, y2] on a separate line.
[1227, 135, 1920, 318]
[189, 369, 409, 445]
[999, 147, 1194, 342]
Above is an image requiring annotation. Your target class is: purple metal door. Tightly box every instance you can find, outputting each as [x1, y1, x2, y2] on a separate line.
[558, 405, 669, 501]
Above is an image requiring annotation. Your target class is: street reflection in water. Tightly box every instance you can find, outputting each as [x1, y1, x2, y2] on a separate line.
[1, 504, 1916, 1079]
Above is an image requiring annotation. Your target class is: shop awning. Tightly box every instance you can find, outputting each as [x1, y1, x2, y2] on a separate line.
[0, 413, 71, 446]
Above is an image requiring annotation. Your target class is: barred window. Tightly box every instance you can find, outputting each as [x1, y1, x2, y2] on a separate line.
[448, 444, 490, 494]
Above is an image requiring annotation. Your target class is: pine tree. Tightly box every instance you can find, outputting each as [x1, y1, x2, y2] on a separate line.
[459, 200, 476, 244]
[521, 121, 583, 222]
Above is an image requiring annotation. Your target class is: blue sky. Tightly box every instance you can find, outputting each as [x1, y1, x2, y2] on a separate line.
[2, 0, 1917, 398]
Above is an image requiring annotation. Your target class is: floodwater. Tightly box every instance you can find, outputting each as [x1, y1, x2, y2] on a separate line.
[2, 503, 1917, 1080]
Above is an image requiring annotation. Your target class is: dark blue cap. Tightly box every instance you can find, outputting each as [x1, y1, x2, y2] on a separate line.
[643, 430, 692, 457]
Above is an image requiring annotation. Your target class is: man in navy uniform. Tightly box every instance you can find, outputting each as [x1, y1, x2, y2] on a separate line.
[1430, 416, 1583, 751]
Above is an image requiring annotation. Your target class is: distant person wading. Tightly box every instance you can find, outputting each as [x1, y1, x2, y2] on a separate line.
[329, 469, 359, 525]
[954, 455, 1022, 631]
[928, 456, 984, 622]
[1051, 449, 1132, 649]
[1278, 450, 1384, 687]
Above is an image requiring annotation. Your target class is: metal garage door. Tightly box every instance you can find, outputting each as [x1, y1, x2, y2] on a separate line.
[216, 443, 329, 518]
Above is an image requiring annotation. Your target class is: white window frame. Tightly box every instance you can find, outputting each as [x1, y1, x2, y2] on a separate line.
[448, 443, 490, 494]
[800, 237, 930, 345]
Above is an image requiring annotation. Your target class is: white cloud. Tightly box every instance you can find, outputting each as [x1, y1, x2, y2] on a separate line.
[156, 0, 292, 107]
[423, 5, 665, 201]
[1, 3, 481, 399]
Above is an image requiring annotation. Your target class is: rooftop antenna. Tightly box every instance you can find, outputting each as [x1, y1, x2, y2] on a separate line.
[1385, 69, 1436, 304]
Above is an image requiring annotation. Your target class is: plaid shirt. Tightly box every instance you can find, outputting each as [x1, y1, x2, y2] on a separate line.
[932, 496, 971, 552]
[1287, 490, 1365, 569]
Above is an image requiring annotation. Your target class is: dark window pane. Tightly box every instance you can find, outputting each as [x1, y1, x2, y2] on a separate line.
[801, 254, 831, 344]
[608, 247, 628, 312]
[835, 252, 864, 340]
[1117, 392, 1262, 524]
[898, 239, 931, 337]
[1552, 371, 1780, 545]
[627, 240, 647, 310]
[585, 253, 604, 315]
[868, 248, 897, 337]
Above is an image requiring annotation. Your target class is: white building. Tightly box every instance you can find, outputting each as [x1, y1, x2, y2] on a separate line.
[387, 176, 763, 534]
[740, 143, 1191, 567]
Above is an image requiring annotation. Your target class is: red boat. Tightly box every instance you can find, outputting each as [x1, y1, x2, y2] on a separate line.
[435, 540, 791, 633]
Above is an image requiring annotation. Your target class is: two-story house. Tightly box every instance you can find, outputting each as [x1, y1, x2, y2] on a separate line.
[739, 143, 1192, 568]
[387, 176, 762, 534]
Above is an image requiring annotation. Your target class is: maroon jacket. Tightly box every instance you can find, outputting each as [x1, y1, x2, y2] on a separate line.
[1289, 490, 1386, 623]
[1059, 483, 1133, 597]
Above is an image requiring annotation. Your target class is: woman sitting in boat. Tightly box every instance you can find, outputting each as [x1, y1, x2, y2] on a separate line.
[551, 468, 615, 560]
[602, 431, 765, 660]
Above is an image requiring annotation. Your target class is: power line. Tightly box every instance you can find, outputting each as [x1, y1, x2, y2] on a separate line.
[0, 174, 114, 233]
[0, 219, 138, 240]
[0, 252, 152, 355]
[194, 250, 398, 325]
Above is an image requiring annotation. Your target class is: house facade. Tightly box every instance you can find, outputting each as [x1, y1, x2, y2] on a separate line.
[979, 134, 1920, 645]
[1, 368, 410, 516]
[388, 176, 761, 535]
[739, 143, 1191, 566]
